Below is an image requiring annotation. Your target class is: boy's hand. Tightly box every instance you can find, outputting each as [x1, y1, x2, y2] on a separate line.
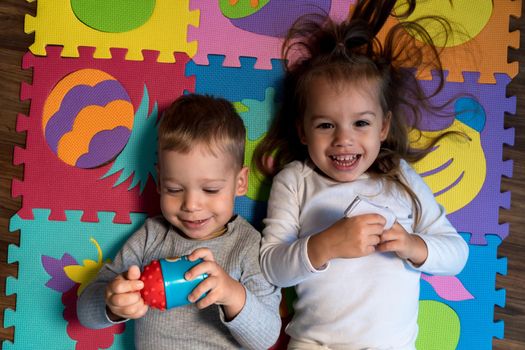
[105, 265, 148, 321]
[308, 214, 386, 269]
[185, 248, 246, 321]
[377, 222, 428, 266]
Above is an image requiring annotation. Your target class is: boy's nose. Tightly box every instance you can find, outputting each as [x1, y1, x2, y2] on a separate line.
[181, 192, 200, 211]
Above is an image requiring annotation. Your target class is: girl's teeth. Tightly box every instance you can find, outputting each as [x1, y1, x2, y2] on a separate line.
[332, 155, 357, 161]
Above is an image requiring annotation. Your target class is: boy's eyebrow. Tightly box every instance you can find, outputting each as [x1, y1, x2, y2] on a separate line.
[162, 177, 228, 183]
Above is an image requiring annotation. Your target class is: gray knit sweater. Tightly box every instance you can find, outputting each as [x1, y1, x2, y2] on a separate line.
[77, 215, 281, 350]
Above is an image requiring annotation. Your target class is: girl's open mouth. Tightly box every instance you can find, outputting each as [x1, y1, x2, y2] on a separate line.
[330, 154, 360, 168]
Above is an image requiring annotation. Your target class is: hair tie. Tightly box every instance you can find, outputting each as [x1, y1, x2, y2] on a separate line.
[335, 41, 350, 59]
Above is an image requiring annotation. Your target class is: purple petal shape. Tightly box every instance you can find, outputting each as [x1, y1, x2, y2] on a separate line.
[42, 254, 78, 292]
[421, 274, 474, 301]
[75, 126, 131, 168]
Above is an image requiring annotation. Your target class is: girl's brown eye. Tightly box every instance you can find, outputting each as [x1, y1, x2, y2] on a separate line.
[355, 120, 370, 127]
[317, 123, 333, 129]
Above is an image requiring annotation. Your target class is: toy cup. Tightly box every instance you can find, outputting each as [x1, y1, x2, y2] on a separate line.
[140, 256, 207, 310]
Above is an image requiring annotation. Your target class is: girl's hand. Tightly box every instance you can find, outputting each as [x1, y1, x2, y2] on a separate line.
[308, 214, 386, 269]
[105, 265, 148, 321]
[185, 248, 246, 320]
[377, 222, 428, 266]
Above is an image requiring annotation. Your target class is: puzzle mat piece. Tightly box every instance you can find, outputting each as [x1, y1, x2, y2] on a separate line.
[13, 48, 195, 223]
[188, 0, 353, 69]
[25, 0, 198, 62]
[4, 206, 268, 349]
[379, 0, 521, 83]
[414, 72, 515, 245]
[4, 209, 146, 349]
[420, 234, 506, 349]
[235, 195, 267, 231]
[186, 54, 284, 102]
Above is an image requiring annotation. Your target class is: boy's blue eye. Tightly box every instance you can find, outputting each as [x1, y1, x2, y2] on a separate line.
[203, 188, 220, 194]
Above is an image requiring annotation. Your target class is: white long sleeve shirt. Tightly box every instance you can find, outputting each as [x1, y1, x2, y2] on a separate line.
[260, 160, 468, 350]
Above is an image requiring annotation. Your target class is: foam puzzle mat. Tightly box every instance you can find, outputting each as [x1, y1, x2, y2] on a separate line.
[4, 0, 521, 349]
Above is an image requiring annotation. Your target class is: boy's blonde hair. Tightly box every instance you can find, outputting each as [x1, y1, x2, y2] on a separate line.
[158, 94, 246, 169]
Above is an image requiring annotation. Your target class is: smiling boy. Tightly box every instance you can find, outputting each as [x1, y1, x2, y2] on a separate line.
[77, 94, 281, 350]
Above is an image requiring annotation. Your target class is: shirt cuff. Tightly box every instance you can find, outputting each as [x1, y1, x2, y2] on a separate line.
[302, 236, 329, 273]
[104, 307, 129, 325]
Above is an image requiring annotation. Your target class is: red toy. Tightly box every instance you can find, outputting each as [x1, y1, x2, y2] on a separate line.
[140, 260, 166, 310]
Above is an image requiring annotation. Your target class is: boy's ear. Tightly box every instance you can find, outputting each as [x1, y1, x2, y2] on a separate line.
[235, 166, 249, 196]
[155, 163, 161, 194]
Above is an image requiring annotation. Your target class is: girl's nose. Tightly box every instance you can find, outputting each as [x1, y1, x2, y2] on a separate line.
[333, 127, 353, 147]
[181, 191, 200, 212]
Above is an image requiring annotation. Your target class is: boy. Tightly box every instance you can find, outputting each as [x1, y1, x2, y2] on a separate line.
[77, 94, 282, 350]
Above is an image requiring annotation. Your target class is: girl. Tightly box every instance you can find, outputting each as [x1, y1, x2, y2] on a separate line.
[255, 1, 469, 349]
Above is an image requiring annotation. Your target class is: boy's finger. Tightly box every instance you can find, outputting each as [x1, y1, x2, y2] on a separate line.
[109, 277, 144, 294]
[188, 248, 215, 262]
[126, 265, 141, 280]
[188, 278, 213, 304]
[185, 260, 213, 281]
[108, 293, 144, 309]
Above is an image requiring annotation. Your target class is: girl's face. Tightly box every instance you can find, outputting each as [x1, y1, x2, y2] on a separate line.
[300, 76, 390, 183]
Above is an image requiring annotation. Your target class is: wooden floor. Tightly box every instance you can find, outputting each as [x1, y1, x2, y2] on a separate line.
[0, 1, 523, 349]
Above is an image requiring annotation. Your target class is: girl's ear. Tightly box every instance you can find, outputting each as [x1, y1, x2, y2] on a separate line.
[380, 111, 392, 141]
[235, 166, 249, 196]
[296, 121, 307, 145]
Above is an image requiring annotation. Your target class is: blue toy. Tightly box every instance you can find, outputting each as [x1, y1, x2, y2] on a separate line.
[140, 256, 207, 310]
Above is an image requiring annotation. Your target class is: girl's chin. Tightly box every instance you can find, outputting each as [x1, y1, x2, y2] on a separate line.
[326, 168, 364, 183]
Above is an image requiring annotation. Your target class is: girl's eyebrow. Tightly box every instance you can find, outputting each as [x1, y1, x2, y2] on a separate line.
[310, 111, 378, 119]
[355, 110, 377, 117]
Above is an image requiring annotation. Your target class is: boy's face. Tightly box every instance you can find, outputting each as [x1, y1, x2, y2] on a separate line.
[157, 145, 248, 241]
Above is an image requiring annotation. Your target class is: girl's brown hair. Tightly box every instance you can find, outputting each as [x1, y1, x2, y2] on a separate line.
[254, 0, 462, 224]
